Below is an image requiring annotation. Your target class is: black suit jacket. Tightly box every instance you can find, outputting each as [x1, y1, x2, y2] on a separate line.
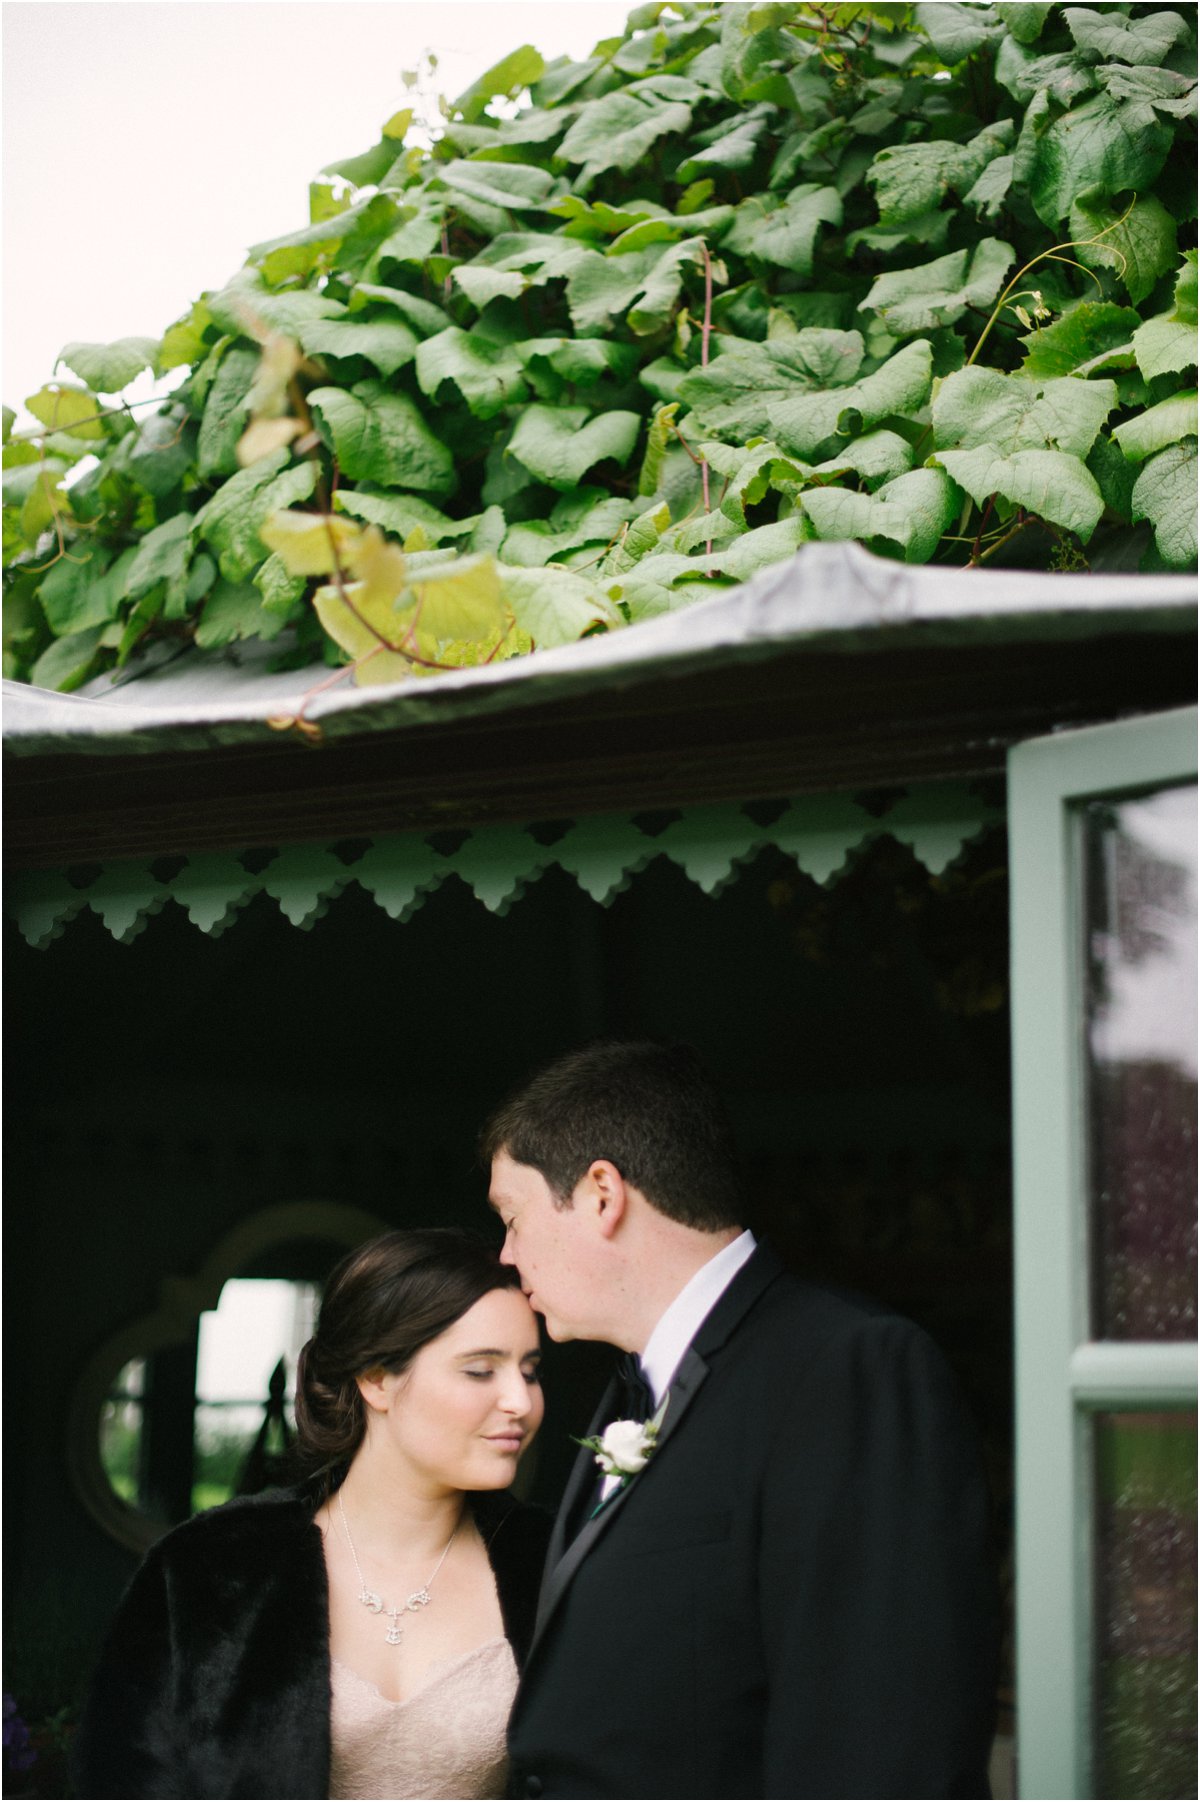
[508, 1246, 998, 1800]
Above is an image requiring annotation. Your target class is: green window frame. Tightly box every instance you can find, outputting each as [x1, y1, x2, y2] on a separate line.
[1009, 705, 1197, 1800]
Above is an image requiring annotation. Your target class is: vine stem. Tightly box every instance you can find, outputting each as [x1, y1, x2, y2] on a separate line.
[966, 200, 1135, 370]
[7, 389, 173, 446]
[701, 241, 714, 565]
[969, 495, 996, 565]
[977, 511, 1032, 565]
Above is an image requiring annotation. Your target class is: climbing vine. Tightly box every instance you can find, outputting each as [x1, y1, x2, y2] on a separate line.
[3, 1, 1196, 699]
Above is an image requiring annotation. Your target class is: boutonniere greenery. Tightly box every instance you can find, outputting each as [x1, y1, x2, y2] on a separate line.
[576, 1394, 670, 1487]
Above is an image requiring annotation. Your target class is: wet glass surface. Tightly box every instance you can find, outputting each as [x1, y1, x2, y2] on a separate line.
[1083, 787, 1197, 1340]
[1093, 1411, 1198, 1799]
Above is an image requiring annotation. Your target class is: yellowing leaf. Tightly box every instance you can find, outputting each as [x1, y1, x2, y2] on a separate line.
[236, 418, 303, 467]
[260, 508, 363, 574]
[24, 384, 106, 440]
[246, 333, 303, 417]
[313, 582, 414, 685]
[407, 553, 504, 647]
[383, 107, 413, 140]
[345, 524, 410, 613]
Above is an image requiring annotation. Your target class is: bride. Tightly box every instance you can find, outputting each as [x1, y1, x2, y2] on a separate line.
[77, 1229, 550, 1799]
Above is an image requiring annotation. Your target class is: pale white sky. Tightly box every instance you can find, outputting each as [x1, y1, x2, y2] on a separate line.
[2, 1, 633, 416]
[196, 1277, 318, 1411]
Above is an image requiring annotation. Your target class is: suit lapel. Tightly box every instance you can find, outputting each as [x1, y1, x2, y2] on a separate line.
[542, 1375, 620, 1575]
[530, 1346, 713, 1655]
[528, 1246, 787, 1664]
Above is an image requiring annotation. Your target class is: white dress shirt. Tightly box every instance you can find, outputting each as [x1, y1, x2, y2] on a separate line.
[640, 1228, 757, 1406]
[598, 1229, 757, 1501]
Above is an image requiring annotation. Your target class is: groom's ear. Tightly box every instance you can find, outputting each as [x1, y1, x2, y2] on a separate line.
[583, 1159, 628, 1239]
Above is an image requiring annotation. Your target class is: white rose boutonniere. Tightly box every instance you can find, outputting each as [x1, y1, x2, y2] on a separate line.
[576, 1395, 669, 1486]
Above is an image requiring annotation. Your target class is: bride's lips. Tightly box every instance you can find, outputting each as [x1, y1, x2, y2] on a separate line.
[485, 1431, 525, 1452]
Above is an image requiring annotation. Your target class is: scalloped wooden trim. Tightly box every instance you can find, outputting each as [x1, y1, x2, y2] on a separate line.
[8, 785, 1002, 948]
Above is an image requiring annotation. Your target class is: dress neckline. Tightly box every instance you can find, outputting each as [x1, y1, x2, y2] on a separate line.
[332, 1635, 512, 1709]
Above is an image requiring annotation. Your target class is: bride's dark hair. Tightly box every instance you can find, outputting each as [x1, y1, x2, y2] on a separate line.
[294, 1228, 519, 1497]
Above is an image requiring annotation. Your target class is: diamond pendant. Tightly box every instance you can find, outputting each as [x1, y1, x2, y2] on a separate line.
[385, 1609, 405, 1646]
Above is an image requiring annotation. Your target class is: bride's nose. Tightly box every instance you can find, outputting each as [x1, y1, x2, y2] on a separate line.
[495, 1368, 532, 1417]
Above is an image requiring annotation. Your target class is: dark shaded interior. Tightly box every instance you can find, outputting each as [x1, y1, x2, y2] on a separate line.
[4, 821, 1013, 1745]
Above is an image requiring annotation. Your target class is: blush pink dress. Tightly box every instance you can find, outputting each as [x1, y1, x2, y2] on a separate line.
[328, 1636, 518, 1800]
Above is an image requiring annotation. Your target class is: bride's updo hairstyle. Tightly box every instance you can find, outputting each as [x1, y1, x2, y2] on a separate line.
[295, 1228, 519, 1494]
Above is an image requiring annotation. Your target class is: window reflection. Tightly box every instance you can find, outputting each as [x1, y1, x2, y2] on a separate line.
[1084, 787, 1198, 1340]
[193, 1278, 319, 1511]
[98, 1279, 319, 1520]
[1093, 1411, 1198, 1800]
[99, 1358, 145, 1505]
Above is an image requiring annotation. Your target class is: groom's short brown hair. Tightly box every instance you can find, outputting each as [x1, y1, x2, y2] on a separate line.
[480, 1038, 743, 1233]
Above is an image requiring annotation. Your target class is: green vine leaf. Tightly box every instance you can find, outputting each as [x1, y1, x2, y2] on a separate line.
[863, 240, 1014, 338]
[768, 339, 935, 458]
[934, 366, 1118, 460]
[452, 45, 547, 123]
[567, 236, 705, 335]
[196, 578, 287, 649]
[30, 625, 106, 693]
[56, 337, 158, 394]
[1019, 304, 1142, 379]
[333, 490, 474, 546]
[1063, 8, 1192, 68]
[1131, 439, 1198, 568]
[802, 467, 962, 564]
[933, 446, 1105, 540]
[192, 449, 318, 581]
[6, 0, 1195, 690]
[499, 565, 621, 644]
[1131, 257, 1199, 382]
[298, 315, 419, 379]
[1068, 190, 1178, 307]
[680, 330, 868, 441]
[723, 185, 843, 275]
[39, 544, 137, 635]
[507, 405, 642, 490]
[308, 382, 455, 494]
[1112, 392, 1199, 464]
[415, 328, 530, 420]
[1028, 93, 1174, 228]
[866, 122, 1014, 225]
[558, 78, 698, 182]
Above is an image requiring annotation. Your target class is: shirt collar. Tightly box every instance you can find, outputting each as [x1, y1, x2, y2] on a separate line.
[639, 1229, 757, 1407]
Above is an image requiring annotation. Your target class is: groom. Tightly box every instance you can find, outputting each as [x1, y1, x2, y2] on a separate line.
[485, 1039, 998, 1800]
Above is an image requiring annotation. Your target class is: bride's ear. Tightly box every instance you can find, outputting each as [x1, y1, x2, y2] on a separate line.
[356, 1367, 391, 1413]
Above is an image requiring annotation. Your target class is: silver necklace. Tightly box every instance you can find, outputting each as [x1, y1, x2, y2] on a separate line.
[337, 1491, 461, 1646]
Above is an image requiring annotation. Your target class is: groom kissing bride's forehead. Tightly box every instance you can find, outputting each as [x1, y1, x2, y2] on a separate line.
[484, 1039, 999, 1802]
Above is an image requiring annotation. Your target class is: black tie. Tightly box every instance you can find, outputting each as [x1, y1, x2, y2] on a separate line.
[567, 1354, 654, 1544]
[565, 1355, 648, 1542]
[616, 1351, 653, 1423]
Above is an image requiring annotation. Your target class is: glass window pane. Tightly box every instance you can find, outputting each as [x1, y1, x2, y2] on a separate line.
[192, 1278, 320, 1512]
[99, 1358, 146, 1504]
[1093, 1411, 1197, 1800]
[1084, 786, 1197, 1340]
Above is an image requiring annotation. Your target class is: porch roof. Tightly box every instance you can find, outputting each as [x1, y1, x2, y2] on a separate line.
[5, 542, 1194, 759]
[5, 544, 1195, 867]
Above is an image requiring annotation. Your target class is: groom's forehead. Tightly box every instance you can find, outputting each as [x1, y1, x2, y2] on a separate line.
[487, 1152, 524, 1205]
